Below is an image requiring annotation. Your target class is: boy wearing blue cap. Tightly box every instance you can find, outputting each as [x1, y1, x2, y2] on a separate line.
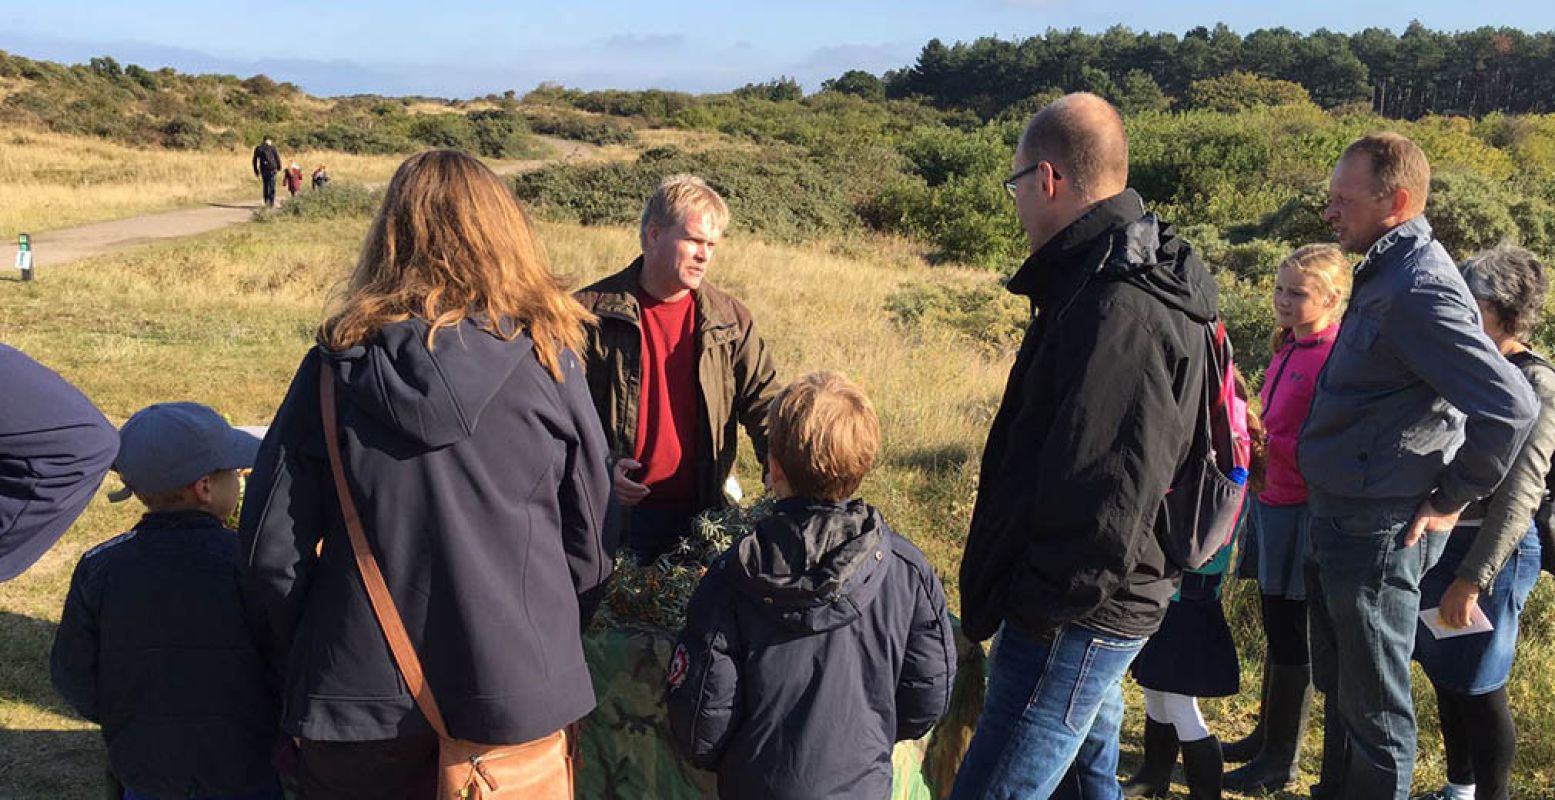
[50, 403, 282, 800]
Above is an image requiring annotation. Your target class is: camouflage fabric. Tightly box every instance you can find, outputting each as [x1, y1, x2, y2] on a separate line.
[576, 619, 986, 800]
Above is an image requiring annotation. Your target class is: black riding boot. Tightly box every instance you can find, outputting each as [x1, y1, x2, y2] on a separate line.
[1224, 662, 1312, 792]
[1122, 717, 1179, 798]
[1180, 735, 1223, 800]
[1221, 661, 1267, 763]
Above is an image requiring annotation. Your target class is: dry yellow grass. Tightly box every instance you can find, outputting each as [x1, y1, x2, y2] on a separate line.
[0, 127, 409, 238]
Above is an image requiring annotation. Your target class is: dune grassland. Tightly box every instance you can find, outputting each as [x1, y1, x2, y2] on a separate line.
[5, 25, 1555, 796]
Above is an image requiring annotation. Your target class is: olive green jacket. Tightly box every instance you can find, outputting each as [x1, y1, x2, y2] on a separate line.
[575, 258, 779, 512]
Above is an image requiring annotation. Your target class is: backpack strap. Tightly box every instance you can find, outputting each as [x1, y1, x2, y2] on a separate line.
[319, 361, 451, 740]
[1212, 319, 1235, 411]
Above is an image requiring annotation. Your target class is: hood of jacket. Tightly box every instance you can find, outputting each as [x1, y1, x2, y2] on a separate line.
[1007, 188, 1218, 324]
[725, 498, 890, 634]
[319, 318, 535, 449]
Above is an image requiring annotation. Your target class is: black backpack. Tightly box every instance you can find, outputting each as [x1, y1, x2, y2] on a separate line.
[1158, 319, 1250, 570]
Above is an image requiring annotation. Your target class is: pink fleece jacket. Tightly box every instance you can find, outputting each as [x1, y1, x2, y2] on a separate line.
[1258, 324, 1339, 506]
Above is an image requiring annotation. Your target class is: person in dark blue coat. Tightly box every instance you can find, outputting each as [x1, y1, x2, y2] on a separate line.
[51, 402, 278, 799]
[0, 345, 118, 582]
[666, 372, 956, 800]
[239, 150, 612, 797]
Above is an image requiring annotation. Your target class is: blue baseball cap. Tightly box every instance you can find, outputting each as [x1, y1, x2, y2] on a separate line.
[107, 403, 262, 502]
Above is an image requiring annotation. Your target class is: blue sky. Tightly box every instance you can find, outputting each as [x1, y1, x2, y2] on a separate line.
[2, 1, 1552, 97]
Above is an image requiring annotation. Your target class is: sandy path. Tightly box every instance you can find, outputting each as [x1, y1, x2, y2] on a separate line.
[0, 137, 600, 272]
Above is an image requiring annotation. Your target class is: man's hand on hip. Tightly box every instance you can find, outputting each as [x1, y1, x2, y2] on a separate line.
[1404, 499, 1461, 547]
[613, 458, 650, 507]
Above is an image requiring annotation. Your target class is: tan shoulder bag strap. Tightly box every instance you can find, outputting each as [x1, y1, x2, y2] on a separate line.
[319, 361, 451, 739]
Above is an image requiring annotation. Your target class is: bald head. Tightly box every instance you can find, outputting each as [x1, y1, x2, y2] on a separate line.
[1019, 92, 1129, 201]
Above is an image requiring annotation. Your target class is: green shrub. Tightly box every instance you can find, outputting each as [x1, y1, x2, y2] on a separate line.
[734, 77, 803, 103]
[466, 108, 545, 159]
[1257, 183, 1332, 245]
[520, 108, 637, 146]
[1428, 170, 1523, 259]
[285, 122, 415, 155]
[254, 183, 383, 222]
[408, 113, 477, 150]
[821, 70, 886, 101]
[897, 126, 1005, 187]
[514, 144, 860, 244]
[1183, 72, 1314, 113]
[1216, 271, 1277, 380]
[160, 115, 209, 150]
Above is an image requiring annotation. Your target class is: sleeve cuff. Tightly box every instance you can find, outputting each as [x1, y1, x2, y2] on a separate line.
[1428, 487, 1472, 516]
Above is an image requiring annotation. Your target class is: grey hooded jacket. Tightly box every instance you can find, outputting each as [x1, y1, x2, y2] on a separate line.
[1298, 216, 1537, 517]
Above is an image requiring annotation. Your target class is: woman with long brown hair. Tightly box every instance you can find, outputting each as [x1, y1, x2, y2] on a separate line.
[240, 150, 611, 798]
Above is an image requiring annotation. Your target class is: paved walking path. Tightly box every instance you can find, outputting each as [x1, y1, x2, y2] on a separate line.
[1, 137, 598, 272]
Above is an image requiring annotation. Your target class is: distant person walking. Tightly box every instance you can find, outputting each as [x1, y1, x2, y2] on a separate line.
[252, 136, 281, 208]
[311, 165, 330, 190]
[284, 163, 304, 198]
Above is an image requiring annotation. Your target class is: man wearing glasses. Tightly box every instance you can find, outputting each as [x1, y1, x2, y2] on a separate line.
[953, 92, 1221, 799]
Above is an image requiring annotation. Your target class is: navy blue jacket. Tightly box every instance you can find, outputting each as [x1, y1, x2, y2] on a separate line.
[0, 345, 118, 581]
[240, 319, 612, 744]
[1300, 216, 1537, 516]
[51, 510, 278, 797]
[666, 498, 956, 799]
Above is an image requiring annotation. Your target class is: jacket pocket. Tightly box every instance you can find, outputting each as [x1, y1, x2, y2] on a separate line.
[1339, 315, 1379, 352]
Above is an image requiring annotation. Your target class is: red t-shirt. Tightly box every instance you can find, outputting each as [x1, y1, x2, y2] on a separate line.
[633, 289, 700, 510]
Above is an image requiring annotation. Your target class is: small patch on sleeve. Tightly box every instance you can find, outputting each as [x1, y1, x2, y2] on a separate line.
[666, 643, 690, 691]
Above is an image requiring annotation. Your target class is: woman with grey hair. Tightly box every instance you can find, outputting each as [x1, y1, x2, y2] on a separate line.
[1412, 244, 1551, 800]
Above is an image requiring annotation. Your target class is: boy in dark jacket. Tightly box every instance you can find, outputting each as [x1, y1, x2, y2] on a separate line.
[666, 372, 956, 799]
[51, 403, 280, 800]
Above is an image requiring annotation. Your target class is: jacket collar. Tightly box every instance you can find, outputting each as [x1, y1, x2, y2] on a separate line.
[591, 257, 738, 333]
[1006, 189, 1146, 303]
[136, 509, 226, 531]
[1284, 322, 1340, 350]
[1354, 215, 1433, 282]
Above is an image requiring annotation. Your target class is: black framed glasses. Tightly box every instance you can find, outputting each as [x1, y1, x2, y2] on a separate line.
[1003, 161, 1061, 198]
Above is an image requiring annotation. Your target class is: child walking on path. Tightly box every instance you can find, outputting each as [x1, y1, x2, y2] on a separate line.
[1223, 244, 1351, 793]
[283, 163, 303, 197]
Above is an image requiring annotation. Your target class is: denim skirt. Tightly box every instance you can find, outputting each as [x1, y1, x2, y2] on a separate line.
[1249, 499, 1311, 600]
[1413, 523, 1542, 695]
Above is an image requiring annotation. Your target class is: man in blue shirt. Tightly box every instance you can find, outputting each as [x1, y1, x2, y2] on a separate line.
[1298, 132, 1537, 800]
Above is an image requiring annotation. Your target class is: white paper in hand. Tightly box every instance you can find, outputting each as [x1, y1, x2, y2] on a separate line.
[1419, 604, 1494, 640]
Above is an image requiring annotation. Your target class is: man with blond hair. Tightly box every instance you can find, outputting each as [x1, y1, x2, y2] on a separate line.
[1299, 132, 1536, 799]
[576, 175, 779, 561]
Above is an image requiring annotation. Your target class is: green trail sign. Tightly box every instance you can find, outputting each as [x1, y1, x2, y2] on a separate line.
[16, 233, 33, 280]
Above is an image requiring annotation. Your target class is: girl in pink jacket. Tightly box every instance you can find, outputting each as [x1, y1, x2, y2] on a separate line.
[1224, 243, 1352, 793]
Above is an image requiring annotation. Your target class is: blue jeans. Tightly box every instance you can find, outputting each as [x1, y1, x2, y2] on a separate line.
[950, 622, 1146, 800]
[1305, 504, 1447, 800]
